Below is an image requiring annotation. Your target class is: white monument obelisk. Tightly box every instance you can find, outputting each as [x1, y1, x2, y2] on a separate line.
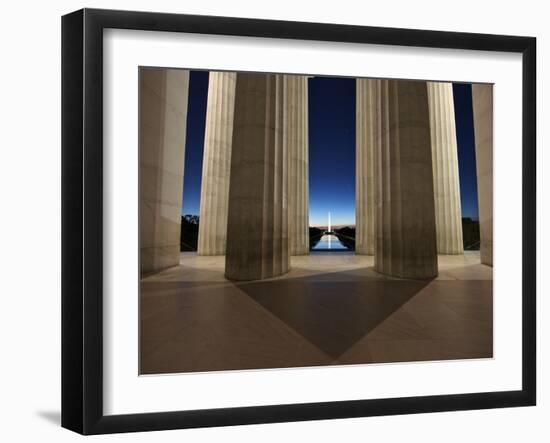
[328, 211, 332, 249]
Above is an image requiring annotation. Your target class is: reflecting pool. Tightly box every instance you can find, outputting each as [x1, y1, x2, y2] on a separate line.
[311, 234, 348, 250]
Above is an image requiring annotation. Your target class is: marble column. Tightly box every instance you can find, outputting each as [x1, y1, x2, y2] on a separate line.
[427, 82, 464, 254]
[197, 72, 236, 255]
[472, 84, 493, 266]
[225, 73, 289, 280]
[139, 68, 189, 274]
[374, 79, 438, 279]
[355, 78, 377, 255]
[285, 75, 309, 255]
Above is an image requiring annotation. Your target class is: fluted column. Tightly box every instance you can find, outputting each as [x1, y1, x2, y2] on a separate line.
[355, 78, 377, 255]
[374, 80, 438, 279]
[472, 84, 493, 266]
[285, 75, 309, 255]
[139, 68, 189, 274]
[197, 72, 236, 255]
[427, 82, 464, 254]
[225, 73, 289, 280]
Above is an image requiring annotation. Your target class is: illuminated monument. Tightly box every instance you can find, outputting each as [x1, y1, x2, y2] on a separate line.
[326, 212, 333, 249]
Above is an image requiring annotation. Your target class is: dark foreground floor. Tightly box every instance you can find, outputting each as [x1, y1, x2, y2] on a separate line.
[140, 253, 492, 374]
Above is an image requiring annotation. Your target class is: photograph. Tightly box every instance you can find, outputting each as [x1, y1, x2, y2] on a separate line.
[139, 68, 493, 375]
[0, 0, 542, 439]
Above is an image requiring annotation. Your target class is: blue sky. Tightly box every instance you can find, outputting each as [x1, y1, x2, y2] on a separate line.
[307, 76, 356, 226]
[181, 72, 479, 224]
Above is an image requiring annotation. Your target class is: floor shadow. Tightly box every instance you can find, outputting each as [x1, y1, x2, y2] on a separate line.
[36, 410, 61, 426]
[235, 270, 432, 359]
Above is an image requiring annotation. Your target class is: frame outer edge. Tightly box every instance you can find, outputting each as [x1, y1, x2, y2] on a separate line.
[61, 9, 85, 434]
[521, 37, 536, 405]
[82, 7, 106, 434]
[60, 8, 537, 434]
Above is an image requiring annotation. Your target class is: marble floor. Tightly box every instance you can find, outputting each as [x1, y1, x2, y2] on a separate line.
[140, 251, 492, 374]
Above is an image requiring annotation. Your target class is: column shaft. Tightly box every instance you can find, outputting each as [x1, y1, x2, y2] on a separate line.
[139, 68, 189, 274]
[225, 73, 289, 280]
[197, 72, 236, 255]
[355, 78, 377, 255]
[472, 84, 493, 266]
[285, 75, 309, 255]
[427, 82, 464, 254]
[374, 80, 438, 279]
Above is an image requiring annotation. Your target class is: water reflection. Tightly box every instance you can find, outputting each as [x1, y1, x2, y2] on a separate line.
[312, 234, 348, 250]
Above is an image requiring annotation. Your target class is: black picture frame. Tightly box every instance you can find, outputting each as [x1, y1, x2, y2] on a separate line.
[61, 8, 537, 435]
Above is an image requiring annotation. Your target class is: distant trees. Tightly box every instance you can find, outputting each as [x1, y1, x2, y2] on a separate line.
[462, 217, 480, 250]
[183, 214, 199, 225]
[309, 227, 323, 249]
[180, 215, 199, 251]
[335, 226, 355, 251]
